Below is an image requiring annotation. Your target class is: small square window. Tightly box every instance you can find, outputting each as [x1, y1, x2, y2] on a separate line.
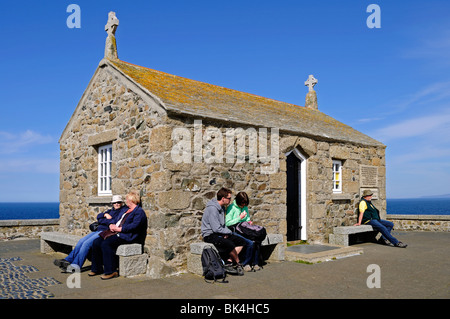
[98, 144, 112, 196]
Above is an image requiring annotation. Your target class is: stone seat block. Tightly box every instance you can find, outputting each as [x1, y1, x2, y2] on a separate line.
[119, 252, 148, 277]
[329, 225, 376, 246]
[116, 243, 143, 256]
[333, 225, 374, 235]
[262, 233, 283, 246]
[40, 231, 82, 253]
[189, 242, 217, 255]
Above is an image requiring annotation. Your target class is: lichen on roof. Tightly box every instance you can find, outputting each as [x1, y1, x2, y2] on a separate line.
[109, 59, 384, 147]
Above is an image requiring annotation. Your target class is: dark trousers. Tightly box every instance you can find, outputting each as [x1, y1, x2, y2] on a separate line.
[204, 233, 247, 262]
[91, 235, 129, 275]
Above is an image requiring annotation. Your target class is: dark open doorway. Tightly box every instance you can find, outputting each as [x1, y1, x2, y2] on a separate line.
[286, 151, 303, 241]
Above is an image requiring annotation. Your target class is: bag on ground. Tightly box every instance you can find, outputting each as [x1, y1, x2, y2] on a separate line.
[201, 247, 228, 283]
[236, 221, 267, 242]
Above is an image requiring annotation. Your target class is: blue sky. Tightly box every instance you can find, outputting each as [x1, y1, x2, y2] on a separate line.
[1, 0, 449, 201]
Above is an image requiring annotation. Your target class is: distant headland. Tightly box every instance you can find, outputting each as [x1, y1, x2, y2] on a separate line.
[420, 194, 450, 199]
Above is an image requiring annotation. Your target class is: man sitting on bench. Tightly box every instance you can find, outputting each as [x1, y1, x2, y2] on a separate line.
[355, 190, 407, 248]
[201, 187, 247, 275]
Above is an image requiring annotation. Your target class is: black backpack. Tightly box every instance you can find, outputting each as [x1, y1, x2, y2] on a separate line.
[236, 222, 267, 243]
[201, 247, 228, 283]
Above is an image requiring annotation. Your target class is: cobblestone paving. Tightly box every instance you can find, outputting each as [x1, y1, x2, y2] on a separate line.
[0, 257, 61, 299]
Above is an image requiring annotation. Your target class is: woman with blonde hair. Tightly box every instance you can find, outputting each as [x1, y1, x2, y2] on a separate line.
[89, 191, 147, 280]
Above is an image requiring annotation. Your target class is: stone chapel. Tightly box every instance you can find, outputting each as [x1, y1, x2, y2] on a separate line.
[59, 12, 386, 276]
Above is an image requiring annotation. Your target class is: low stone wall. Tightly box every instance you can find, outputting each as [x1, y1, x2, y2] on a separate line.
[0, 219, 59, 240]
[387, 215, 449, 232]
[2, 215, 447, 242]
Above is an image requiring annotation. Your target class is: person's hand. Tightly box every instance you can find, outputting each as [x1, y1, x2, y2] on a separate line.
[239, 211, 247, 219]
[354, 222, 361, 226]
[109, 224, 122, 232]
[104, 213, 112, 219]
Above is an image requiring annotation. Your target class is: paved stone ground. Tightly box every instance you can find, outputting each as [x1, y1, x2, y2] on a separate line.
[0, 257, 61, 299]
[0, 231, 449, 302]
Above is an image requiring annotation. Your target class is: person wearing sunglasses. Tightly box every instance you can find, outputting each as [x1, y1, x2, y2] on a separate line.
[53, 195, 128, 273]
[201, 187, 247, 275]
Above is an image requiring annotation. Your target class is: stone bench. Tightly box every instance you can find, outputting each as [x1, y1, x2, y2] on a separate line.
[40, 231, 147, 277]
[329, 225, 377, 246]
[187, 234, 284, 276]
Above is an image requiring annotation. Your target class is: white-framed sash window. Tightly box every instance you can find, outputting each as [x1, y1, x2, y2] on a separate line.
[98, 144, 112, 196]
[332, 160, 342, 193]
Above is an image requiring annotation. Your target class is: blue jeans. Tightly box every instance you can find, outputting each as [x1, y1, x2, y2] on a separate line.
[65, 231, 101, 267]
[233, 233, 259, 266]
[367, 219, 399, 245]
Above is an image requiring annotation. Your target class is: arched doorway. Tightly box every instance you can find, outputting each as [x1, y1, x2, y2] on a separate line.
[286, 149, 307, 241]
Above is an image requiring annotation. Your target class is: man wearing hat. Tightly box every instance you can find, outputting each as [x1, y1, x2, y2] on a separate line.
[355, 190, 407, 248]
[53, 195, 128, 272]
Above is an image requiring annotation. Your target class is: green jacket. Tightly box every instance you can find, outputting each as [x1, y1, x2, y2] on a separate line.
[225, 200, 250, 227]
[359, 198, 380, 224]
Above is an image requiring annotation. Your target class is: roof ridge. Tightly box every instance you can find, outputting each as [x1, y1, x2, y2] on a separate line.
[110, 59, 305, 109]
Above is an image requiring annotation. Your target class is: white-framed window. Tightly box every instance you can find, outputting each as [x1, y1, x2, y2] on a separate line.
[332, 160, 342, 193]
[98, 144, 112, 196]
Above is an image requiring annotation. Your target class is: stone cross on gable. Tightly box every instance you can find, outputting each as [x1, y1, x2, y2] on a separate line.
[105, 11, 119, 36]
[304, 74, 318, 92]
[104, 12, 119, 60]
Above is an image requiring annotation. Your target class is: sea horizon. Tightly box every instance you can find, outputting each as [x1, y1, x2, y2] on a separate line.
[1, 197, 450, 220]
[0, 202, 60, 220]
[2, 195, 450, 203]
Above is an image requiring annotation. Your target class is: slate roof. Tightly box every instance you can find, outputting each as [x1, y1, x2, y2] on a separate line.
[108, 59, 384, 147]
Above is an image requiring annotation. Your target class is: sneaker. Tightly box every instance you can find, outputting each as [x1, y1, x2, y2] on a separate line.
[253, 265, 261, 271]
[224, 264, 238, 275]
[65, 264, 79, 273]
[53, 259, 70, 270]
[235, 264, 244, 276]
[243, 264, 253, 272]
[395, 241, 407, 248]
